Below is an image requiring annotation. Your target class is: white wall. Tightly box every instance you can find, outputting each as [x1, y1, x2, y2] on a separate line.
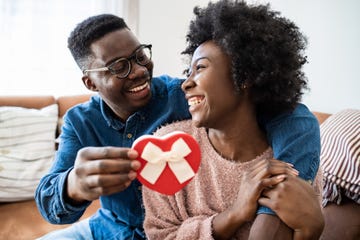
[138, 0, 360, 113]
[2, 0, 358, 113]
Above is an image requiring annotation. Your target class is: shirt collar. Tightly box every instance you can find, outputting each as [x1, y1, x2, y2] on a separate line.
[97, 95, 147, 131]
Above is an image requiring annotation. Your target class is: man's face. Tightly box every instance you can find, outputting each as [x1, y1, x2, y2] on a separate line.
[83, 28, 154, 121]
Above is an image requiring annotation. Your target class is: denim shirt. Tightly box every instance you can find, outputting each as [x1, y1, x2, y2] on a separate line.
[257, 103, 321, 215]
[35, 75, 190, 240]
[35, 75, 320, 239]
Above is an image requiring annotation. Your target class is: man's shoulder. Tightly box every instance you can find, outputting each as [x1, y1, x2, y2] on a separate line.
[152, 75, 184, 87]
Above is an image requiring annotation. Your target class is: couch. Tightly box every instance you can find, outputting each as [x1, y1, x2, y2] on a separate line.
[0, 95, 332, 240]
[0, 94, 100, 240]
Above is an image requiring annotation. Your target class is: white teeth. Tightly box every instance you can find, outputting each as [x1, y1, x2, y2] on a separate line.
[129, 82, 148, 93]
[188, 97, 203, 106]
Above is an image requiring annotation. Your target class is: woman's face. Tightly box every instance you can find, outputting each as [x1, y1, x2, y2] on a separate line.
[181, 41, 242, 129]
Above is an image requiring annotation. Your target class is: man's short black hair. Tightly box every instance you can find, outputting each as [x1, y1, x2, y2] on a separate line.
[68, 14, 128, 71]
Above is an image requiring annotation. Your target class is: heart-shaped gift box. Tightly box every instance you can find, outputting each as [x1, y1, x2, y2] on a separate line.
[132, 131, 201, 195]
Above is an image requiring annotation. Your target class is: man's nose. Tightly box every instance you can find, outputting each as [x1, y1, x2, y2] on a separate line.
[127, 62, 147, 80]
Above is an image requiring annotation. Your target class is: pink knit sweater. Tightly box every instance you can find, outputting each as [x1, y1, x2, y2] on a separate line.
[143, 120, 273, 239]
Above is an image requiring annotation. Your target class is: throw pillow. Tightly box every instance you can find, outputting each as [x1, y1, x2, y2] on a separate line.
[320, 109, 360, 206]
[0, 104, 58, 202]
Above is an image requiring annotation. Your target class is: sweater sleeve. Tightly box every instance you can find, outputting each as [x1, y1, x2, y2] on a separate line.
[143, 186, 215, 240]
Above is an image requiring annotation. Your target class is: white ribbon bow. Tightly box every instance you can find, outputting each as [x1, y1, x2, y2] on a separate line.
[140, 138, 195, 184]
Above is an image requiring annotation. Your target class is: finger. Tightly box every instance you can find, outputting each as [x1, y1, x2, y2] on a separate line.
[254, 160, 299, 179]
[86, 172, 136, 188]
[90, 181, 133, 197]
[258, 196, 273, 209]
[260, 174, 287, 189]
[78, 147, 138, 160]
[247, 159, 297, 178]
[77, 159, 138, 175]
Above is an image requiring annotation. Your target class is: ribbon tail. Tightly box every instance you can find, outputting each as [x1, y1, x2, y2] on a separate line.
[140, 162, 166, 184]
[169, 161, 195, 184]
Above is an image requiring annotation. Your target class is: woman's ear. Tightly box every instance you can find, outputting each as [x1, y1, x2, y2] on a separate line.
[82, 75, 98, 92]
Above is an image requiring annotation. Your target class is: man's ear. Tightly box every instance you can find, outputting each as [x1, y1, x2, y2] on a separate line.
[82, 75, 98, 92]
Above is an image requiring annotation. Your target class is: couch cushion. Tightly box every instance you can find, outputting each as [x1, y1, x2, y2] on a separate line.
[320, 109, 360, 206]
[0, 104, 58, 202]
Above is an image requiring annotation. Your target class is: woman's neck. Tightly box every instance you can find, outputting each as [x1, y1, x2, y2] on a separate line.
[207, 108, 269, 163]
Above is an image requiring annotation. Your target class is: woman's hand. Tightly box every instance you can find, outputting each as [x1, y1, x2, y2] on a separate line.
[259, 175, 324, 240]
[212, 159, 298, 240]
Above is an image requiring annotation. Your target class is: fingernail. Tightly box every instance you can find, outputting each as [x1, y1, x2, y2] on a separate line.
[128, 171, 137, 180]
[128, 149, 139, 158]
[277, 174, 286, 180]
[131, 160, 141, 170]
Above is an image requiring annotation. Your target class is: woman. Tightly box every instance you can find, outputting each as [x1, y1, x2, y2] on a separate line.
[143, 1, 323, 239]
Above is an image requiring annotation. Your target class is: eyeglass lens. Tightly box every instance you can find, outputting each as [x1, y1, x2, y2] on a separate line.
[109, 46, 151, 78]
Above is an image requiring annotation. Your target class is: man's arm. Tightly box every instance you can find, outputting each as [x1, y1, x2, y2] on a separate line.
[34, 116, 91, 224]
[259, 175, 325, 240]
[249, 214, 292, 240]
[264, 103, 320, 181]
[257, 103, 321, 215]
[35, 116, 140, 224]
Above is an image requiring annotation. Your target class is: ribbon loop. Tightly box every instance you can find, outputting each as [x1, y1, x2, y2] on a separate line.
[140, 138, 195, 184]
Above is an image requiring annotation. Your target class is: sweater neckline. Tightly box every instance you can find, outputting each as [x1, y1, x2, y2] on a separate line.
[200, 127, 273, 166]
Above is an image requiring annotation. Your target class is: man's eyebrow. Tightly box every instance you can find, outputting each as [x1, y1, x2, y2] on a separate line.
[106, 45, 141, 66]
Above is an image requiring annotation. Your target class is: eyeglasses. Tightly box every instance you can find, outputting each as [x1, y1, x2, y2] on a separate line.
[83, 44, 152, 78]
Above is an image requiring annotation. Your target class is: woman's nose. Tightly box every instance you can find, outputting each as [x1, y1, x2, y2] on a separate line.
[181, 76, 195, 92]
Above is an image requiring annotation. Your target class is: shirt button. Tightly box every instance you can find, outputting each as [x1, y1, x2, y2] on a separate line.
[127, 133, 133, 139]
[138, 186, 142, 191]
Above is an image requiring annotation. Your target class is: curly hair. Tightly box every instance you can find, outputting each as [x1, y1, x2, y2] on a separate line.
[68, 14, 128, 71]
[183, 0, 308, 117]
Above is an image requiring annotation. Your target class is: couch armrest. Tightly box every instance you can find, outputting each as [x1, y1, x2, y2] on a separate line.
[312, 111, 332, 124]
[57, 94, 93, 118]
[0, 96, 56, 109]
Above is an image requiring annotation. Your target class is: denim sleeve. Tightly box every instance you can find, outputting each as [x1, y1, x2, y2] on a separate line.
[257, 103, 321, 215]
[35, 115, 90, 224]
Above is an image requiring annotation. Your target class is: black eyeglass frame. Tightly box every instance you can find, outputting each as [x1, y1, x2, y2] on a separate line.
[83, 44, 152, 78]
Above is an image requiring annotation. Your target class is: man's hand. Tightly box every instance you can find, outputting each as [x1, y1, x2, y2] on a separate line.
[212, 159, 298, 240]
[259, 175, 324, 240]
[66, 147, 141, 204]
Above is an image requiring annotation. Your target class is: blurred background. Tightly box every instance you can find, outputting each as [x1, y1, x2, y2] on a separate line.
[1, 0, 359, 113]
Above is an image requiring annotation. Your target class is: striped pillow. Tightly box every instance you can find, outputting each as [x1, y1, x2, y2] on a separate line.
[0, 104, 58, 202]
[320, 109, 360, 206]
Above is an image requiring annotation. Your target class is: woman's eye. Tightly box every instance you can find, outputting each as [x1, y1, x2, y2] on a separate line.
[196, 64, 205, 71]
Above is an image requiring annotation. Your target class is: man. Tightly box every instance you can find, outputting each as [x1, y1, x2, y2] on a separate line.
[35, 14, 320, 239]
